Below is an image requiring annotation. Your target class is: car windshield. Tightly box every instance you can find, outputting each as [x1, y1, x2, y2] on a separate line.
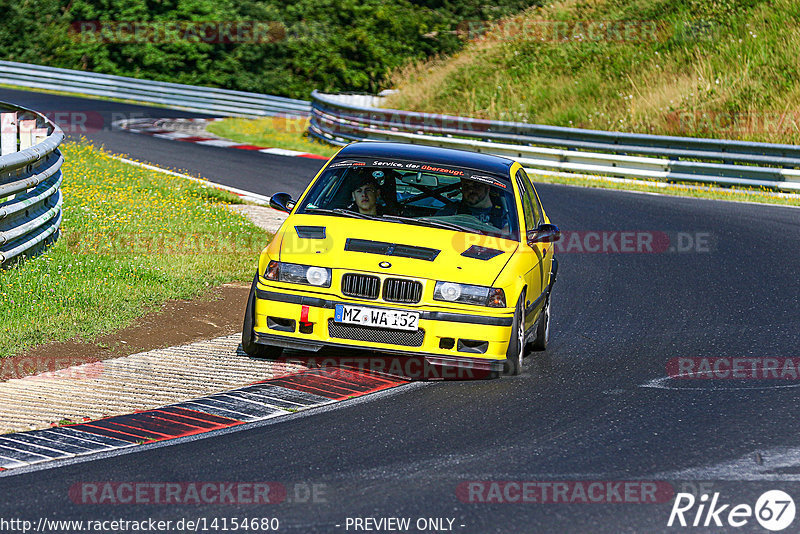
[297, 161, 520, 240]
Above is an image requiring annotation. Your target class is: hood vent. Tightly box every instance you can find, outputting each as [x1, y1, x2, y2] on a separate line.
[295, 225, 326, 239]
[345, 238, 440, 262]
[461, 245, 504, 261]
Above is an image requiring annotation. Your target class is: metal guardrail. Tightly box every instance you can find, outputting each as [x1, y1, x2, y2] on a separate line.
[0, 101, 63, 266]
[309, 91, 800, 192]
[0, 60, 310, 118]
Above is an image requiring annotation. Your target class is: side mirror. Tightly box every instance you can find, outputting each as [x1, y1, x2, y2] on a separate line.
[270, 192, 295, 213]
[527, 223, 561, 245]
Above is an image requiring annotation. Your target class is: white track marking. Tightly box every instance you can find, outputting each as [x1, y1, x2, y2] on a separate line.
[106, 154, 273, 205]
[657, 446, 800, 481]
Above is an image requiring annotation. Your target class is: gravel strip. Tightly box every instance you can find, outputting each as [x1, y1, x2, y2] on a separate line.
[0, 334, 306, 434]
[227, 204, 287, 234]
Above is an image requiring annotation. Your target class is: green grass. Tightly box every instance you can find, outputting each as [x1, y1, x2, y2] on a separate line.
[0, 141, 271, 359]
[206, 117, 339, 158]
[388, 0, 800, 145]
[381, 0, 800, 204]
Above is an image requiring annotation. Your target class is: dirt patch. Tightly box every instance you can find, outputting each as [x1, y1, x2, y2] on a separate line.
[3, 204, 285, 382]
[6, 283, 251, 381]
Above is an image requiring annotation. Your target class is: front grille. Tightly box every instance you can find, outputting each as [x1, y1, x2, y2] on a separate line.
[341, 273, 380, 299]
[383, 278, 423, 303]
[328, 319, 425, 347]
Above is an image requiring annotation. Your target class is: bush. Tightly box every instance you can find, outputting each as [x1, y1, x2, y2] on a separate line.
[0, 0, 541, 99]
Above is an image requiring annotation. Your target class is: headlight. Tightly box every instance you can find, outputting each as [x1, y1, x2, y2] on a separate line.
[305, 266, 330, 287]
[438, 282, 462, 301]
[264, 261, 332, 288]
[433, 281, 506, 308]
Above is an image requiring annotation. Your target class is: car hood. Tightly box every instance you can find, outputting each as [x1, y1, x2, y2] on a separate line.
[277, 214, 518, 285]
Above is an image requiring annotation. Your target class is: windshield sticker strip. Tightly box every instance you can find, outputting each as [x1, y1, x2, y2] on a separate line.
[327, 158, 509, 184]
[468, 174, 508, 189]
[327, 159, 366, 168]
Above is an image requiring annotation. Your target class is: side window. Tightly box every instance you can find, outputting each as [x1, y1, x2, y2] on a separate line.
[517, 170, 543, 225]
[531, 185, 545, 225]
[515, 170, 537, 232]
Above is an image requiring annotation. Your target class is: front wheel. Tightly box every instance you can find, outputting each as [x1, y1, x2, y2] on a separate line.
[531, 296, 551, 351]
[241, 275, 283, 359]
[503, 295, 525, 376]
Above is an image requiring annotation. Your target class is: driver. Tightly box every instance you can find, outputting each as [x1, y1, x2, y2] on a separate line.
[348, 175, 383, 216]
[437, 178, 508, 230]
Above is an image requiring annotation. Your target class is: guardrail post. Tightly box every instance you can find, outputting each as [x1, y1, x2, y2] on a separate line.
[18, 119, 35, 150]
[1, 112, 16, 155]
[33, 127, 48, 145]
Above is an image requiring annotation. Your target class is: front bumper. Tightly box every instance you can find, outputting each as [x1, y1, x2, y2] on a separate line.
[252, 284, 514, 373]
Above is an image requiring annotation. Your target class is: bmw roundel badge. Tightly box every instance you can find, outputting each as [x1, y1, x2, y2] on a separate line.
[379, 261, 391, 268]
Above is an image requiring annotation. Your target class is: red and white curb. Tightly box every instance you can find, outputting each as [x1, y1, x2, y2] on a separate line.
[114, 118, 329, 160]
[0, 366, 406, 472]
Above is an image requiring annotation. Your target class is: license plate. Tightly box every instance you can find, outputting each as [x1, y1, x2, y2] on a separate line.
[334, 304, 419, 331]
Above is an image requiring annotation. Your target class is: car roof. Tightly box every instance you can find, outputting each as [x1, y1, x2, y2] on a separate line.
[336, 142, 516, 176]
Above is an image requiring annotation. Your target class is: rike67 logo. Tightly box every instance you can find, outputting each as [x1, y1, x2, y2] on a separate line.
[668, 490, 795, 531]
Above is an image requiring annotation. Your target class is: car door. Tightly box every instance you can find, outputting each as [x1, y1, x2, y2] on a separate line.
[528, 176, 554, 296]
[515, 169, 545, 333]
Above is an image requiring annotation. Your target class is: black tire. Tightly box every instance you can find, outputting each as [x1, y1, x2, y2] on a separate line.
[241, 275, 283, 359]
[531, 296, 551, 351]
[503, 295, 525, 376]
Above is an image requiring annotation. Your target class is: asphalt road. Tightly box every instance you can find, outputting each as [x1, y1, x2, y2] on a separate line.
[0, 87, 325, 197]
[2, 89, 800, 533]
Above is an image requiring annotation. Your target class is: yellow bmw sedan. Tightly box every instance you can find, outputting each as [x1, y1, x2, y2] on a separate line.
[242, 142, 560, 376]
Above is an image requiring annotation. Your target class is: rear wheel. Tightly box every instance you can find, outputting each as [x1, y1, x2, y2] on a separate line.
[503, 295, 525, 376]
[241, 275, 283, 359]
[531, 296, 551, 351]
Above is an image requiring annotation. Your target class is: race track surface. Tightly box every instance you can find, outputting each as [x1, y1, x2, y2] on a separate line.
[1, 89, 799, 533]
[0, 88, 325, 197]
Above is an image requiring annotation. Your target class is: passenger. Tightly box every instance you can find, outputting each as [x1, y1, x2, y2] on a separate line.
[437, 178, 508, 230]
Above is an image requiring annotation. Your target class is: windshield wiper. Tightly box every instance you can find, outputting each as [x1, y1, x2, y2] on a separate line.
[304, 208, 380, 220]
[304, 209, 470, 231]
[303, 207, 338, 216]
[332, 208, 382, 220]
[380, 215, 472, 233]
